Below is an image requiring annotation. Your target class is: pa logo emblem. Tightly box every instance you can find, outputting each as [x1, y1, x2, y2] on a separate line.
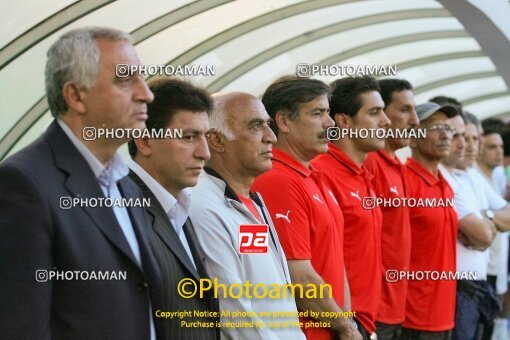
[238, 224, 268, 254]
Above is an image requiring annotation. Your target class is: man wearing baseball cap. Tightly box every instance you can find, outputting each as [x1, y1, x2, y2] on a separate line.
[401, 102, 459, 340]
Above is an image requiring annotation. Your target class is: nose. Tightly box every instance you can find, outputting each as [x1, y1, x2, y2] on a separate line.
[458, 136, 466, 150]
[263, 124, 277, 144]
[380, 110, 391, 128]
[409, 107, 419, 128]
[465, 138, 474, 152]
[134, 76, 154, 103]
[439, 129, 451, 140]
[195, 135, 211, 161]
[498, 146, 504, 158]
[324, 113, 335, 129]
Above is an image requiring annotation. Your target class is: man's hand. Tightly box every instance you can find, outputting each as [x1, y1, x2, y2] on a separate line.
[458, 230, 471, 247]
[337, 319, 362, 340]
[483, 217, 498, 241]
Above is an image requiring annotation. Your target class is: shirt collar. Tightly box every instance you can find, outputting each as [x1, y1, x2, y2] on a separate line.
[438, 163, 455, 186]
[406, 157, 444, 185]
[57, 119, 128, 185]
[128, 159, 191, 216]
[326, 142, 369, 179]
[377, 149, 401, 166]
[452, 168, 467, 177]
[272, 147, 313, 177]
[203, 167, 267, 209]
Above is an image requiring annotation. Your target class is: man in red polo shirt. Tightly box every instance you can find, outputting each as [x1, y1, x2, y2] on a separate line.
[252, 76, 361, 340]
[401, 102, 459, 340]
[312, 76, 390, 340]
[363, 78, 418, 339]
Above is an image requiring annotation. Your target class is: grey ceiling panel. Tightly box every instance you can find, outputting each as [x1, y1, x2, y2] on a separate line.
[0, 0, 114, 70]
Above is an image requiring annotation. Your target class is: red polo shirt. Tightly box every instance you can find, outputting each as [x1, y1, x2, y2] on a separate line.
[364, 150, 411, 325]
[252, 147, 345, 340]
[312, 143, 382, 334]
[402, 157, 457, 331]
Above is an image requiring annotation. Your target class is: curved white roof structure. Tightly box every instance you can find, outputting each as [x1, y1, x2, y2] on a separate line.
[1, 0, 509, 160]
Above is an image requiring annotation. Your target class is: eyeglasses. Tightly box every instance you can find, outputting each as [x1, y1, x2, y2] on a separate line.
[424, 124, 456, 135]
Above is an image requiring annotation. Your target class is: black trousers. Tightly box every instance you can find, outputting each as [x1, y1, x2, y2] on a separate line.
[481, 275, 498, 340]
[375, 322, 402, 340]
[400, 327, 452, 340]
[354, 318, 372, 340]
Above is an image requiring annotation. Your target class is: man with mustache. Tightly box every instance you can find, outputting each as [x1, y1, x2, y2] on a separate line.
[363, 78, 418, 339]
[401, 102, 459, 340]
[312, 76, 390, 340]
[128, 77, 220, 340]
[188, 92, 305, 340]
[253, 76, 360, 340]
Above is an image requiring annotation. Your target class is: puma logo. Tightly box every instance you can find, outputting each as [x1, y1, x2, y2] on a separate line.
[351, 191, 361, 201]
[275, 210, 291, 223]
[390, 186, 399, 195]
[312, 194, 323, 204]
[328, 191, 339, 205]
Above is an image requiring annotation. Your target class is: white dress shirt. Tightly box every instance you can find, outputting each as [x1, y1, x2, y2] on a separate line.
[128, 160, 197, 270]
[473, 165, 509, 294]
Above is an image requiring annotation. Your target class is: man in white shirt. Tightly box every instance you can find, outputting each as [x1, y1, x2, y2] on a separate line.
[128, 77, 220, 340]
[476, 118, 510, 340]
[188, 92, 306, 340]
[439, 111, 503, 340]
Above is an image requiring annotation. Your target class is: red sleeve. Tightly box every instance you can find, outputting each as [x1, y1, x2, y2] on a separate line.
[253, 170, 312, 259]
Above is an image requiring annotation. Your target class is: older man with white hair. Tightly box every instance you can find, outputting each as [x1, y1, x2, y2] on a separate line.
[0, 27, 158, 339]
[188, 92, 305, 340]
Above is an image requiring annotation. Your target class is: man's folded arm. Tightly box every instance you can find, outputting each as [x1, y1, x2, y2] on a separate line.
[492, 205, 510, 231]
[458, 214, 495, 250]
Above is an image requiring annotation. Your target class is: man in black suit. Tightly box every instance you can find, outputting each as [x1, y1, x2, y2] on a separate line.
[0, 27, 161, 339]
[128, 77, 219, 340]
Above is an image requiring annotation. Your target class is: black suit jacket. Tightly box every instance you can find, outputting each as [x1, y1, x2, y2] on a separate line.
[0, 121, 161, 339]
[129, 171, 220, 340]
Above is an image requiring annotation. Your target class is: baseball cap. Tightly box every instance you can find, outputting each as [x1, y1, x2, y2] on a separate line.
[416, 102, 459, 121]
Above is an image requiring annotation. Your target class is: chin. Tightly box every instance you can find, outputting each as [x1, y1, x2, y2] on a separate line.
[317, 144, 329, 153]
[131, 121, 146, 130]
[438, 151, 450, 159]
[396, 140, 409, 149]
[187, 179, 199, 188]
[375, 141, 386, 150]
[258, 163, 273, 174]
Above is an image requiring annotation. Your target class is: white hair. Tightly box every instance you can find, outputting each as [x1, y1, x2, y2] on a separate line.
[210, 96, 236, 141]
[45, 26, 132, 117]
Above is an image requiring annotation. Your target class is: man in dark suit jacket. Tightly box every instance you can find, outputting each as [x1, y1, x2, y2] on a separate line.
[0, 27, 161, 339]
[127, 77, 219, 340]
